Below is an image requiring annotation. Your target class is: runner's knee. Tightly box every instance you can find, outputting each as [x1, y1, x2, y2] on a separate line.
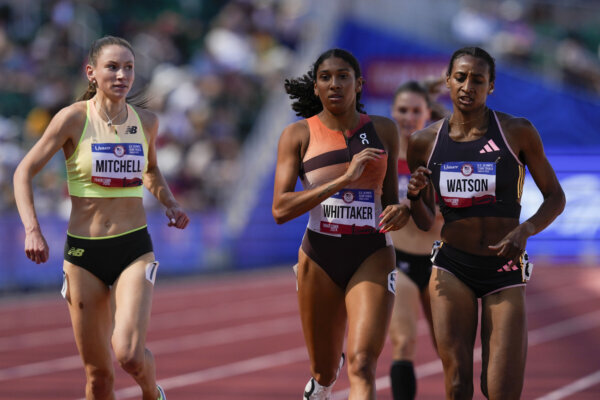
[444, 361, 474, 399]
[347, 351, 377, 383]
[389, 331, 416, 359]
[448, 379, 474, 399]
[113, 342, 145, 375]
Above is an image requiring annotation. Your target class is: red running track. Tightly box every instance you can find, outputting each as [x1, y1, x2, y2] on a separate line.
[0, 265, 599, 399]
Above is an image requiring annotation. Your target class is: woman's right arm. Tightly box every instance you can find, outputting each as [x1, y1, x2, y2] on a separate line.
[13, 105, 82, 263]
[406, 127, 437, 231]
[272, 121, 384, 224]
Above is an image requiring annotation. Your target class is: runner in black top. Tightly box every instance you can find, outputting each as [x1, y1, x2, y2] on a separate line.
[407, 46, 565, 399]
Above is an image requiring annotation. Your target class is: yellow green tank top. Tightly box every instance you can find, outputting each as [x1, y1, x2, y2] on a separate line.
[66, 100, 148, 198]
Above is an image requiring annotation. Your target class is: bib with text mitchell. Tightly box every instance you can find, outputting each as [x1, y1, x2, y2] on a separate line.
[439, 161, 496, 207]
[320, 189, 376, 234]
[91, 143, 145, 187]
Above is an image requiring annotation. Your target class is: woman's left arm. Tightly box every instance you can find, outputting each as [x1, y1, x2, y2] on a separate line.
[373, 116, 410, 233]
[141, 109, 190, 229]
[489, 117, 565, 259]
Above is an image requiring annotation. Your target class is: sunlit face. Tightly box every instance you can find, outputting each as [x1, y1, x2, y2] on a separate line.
[391, 91, 430, 137]
[446, 55, 494, 111]
[87, 44, 135, 100]
[314, 57, 363, 115]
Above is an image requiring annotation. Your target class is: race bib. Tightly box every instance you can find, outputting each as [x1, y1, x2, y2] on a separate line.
[439, 161, 496, 208]
[91, 143, 144, 187]
[320, 189, 376, 234]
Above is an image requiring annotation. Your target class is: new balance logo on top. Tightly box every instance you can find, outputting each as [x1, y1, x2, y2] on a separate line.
[125, 126, 138, 134]
[479, 139, 500, 153]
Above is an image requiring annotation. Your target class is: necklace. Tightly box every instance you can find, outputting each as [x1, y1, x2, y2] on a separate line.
[95, 100, 126, 128]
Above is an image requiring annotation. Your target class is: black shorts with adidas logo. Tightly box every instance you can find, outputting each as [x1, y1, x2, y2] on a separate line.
[431, 241, 527, 298]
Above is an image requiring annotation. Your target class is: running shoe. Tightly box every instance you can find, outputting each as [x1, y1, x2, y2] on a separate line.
[303, 353, 345, 399]
[157, 385, 167, 400]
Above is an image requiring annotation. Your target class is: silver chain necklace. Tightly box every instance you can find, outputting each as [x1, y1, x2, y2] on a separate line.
[95, 100, 126, 128]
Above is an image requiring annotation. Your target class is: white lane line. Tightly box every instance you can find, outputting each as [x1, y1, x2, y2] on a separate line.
[108, 347, 308, 400]
[3, 289, 599, 394]
[2, 278, 587, 351]
[535, 370, 600, 399]
[0, 276, 589, 342]
[150, 316, 299, 354]
[332, 309, 600, 399]
[3, 305, 600, 386]
[526, 284, 597, 312]
[0, 294, 296, 351]
[150, 293, 296, 330]
[153, 269, 294, 299]
[0, 355, 82, 382]
[0, 316, 300, 381]
[0, 327, 73, 351]
[0, 271, 294, 331]
[0, 274, 592, 349]
[70, 308, 600, 399]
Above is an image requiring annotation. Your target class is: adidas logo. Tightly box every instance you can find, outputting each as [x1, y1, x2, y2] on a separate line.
[479, 139, 500, 153]
[497, 260, 519, 272]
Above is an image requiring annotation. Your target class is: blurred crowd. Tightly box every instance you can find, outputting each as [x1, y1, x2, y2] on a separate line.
[0, 0, 307, 214]
[451, 0, 600, 94]
[2, 0, 599, 216]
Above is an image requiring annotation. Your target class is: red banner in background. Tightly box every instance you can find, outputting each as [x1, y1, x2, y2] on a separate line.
[364, 57, 449, 98]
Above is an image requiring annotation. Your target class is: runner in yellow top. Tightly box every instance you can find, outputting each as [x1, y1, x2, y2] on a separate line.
[66, 99, 149, 197]
[13, 36, 187, 400]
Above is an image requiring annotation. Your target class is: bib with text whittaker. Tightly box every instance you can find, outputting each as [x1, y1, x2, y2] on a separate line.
[320, 189, 376, 234]
[439, 161, 496, 208]
[91, 143, 145, 187]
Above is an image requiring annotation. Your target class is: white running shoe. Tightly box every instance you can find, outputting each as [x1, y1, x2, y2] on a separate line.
[157, 385, 167, 400]
[303, 353, 345, 399]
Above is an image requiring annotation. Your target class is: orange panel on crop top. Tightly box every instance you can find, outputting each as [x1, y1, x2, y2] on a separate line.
[301, 114, 388, 236]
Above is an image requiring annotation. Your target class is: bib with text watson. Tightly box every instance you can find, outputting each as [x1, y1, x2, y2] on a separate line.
[439, 161, 496, 207]
[320, 189, 376, 234]
[91, 143, 144, 187]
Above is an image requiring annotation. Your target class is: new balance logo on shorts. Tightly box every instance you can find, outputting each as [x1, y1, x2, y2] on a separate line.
[67, 247, 85, 257]
[125, 126, 138, 134]
[479, 139, 500, 153]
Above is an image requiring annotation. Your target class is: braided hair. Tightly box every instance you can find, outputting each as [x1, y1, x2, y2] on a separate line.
[284, 48, 365, 118]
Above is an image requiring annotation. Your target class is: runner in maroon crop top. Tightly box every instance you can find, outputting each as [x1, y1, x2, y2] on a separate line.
[387, 80, 448, 400]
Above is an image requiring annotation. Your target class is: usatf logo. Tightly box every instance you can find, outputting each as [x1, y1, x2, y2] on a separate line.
[125, 126, 138, 134]
[67, 247, 85, 257]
